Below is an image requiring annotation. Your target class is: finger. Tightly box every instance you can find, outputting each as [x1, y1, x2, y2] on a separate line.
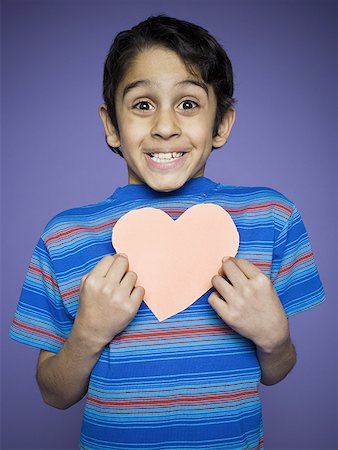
[231, 257, 262, 279]
[130, 285, 145, 306]
[211, 275, 234, 302]
[120, 271, 137, 295]
[208, 290, 230, 320]
[105, 254, 129, 285]
[217, 266, 233, 285]
[222, 257, 248, 287]
[87, 254, 118, 277]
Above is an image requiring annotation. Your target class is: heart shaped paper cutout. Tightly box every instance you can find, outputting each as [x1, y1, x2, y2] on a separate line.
[112, 203, 239, 321]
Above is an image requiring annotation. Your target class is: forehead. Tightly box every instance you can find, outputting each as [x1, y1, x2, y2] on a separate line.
[117, 47, 209, 94]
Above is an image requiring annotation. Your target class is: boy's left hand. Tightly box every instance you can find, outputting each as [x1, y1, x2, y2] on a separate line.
[209, 257, 289, 353]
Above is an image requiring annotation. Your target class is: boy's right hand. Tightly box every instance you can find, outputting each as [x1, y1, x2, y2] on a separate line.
[74, 254, 144, 350]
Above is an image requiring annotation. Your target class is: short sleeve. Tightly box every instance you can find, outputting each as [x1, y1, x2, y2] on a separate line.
[9, 237, 74, 352]
[270, 205, 325, 317]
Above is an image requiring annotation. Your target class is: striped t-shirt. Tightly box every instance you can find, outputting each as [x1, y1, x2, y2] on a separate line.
[10, 176, 325, 450]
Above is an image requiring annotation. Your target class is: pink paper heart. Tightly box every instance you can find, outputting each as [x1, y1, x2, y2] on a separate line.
[112, 203, 239, 321]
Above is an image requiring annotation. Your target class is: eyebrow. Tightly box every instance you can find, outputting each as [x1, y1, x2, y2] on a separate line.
[175, 79, 209, 96]
[122, 80, 153, 99]
[122, 78, 209, 99]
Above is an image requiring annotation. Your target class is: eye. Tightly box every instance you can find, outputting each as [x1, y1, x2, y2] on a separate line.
[179, 100, 199, 110]
[133, 101, 154, 111]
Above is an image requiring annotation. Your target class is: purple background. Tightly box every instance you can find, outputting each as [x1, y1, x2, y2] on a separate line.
[1, 0, 337, 449]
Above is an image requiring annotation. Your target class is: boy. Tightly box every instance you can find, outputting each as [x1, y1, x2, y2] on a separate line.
[10, 15, 325, 450]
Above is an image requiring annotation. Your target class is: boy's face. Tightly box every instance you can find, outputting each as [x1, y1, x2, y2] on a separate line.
[100, 47, 235, 192]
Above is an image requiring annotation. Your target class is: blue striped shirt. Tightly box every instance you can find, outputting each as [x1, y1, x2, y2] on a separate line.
[10, 176, 325, 449]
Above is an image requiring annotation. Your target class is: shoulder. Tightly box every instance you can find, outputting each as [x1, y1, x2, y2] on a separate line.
[40, 195, 115, 244]
[215, 182, 295, 211]
[213, 183, 297, 233]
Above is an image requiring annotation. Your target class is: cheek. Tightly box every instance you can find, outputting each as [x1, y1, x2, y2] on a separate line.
[119, 121, 145, 149]
[189, 122, 214, 147]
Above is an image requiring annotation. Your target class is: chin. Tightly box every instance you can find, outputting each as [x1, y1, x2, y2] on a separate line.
[149, 178, 185, 193]
[151, 184, 178, 193]
[147, 174, 188, 192]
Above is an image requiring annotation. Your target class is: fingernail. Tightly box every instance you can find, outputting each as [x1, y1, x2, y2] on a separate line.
[119, 253, 128, 258]
[222, 256, 230, 263]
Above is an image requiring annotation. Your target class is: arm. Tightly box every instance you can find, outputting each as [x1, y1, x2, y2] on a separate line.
[36, 330, 102, 409]
[36, 254, 144, 409]
[209, 257, 296, 386]
[256, 334, 296, 385]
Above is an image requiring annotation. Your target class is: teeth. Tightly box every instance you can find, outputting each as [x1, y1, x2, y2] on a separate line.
[149, 152, 184, 162]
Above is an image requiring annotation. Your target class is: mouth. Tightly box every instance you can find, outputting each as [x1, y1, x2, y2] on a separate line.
[148, 151, 184, 163]
[144, 151, 187, 171]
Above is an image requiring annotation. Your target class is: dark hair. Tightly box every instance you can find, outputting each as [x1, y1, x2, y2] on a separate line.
[102, 15, 235, 157]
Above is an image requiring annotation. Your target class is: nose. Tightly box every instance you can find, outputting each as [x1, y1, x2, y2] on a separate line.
[151, 107, 181, 140]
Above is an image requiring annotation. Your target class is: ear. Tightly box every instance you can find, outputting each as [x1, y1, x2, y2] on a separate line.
[98, 103, 121, 148]
[212, 108, 236, 149]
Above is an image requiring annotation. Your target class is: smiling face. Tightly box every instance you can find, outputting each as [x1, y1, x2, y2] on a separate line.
[100, 47, 235, 192]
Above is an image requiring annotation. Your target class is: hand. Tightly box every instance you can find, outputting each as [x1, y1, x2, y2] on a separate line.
[208, 257, 289, 353]
[74, 254, 145, 350]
